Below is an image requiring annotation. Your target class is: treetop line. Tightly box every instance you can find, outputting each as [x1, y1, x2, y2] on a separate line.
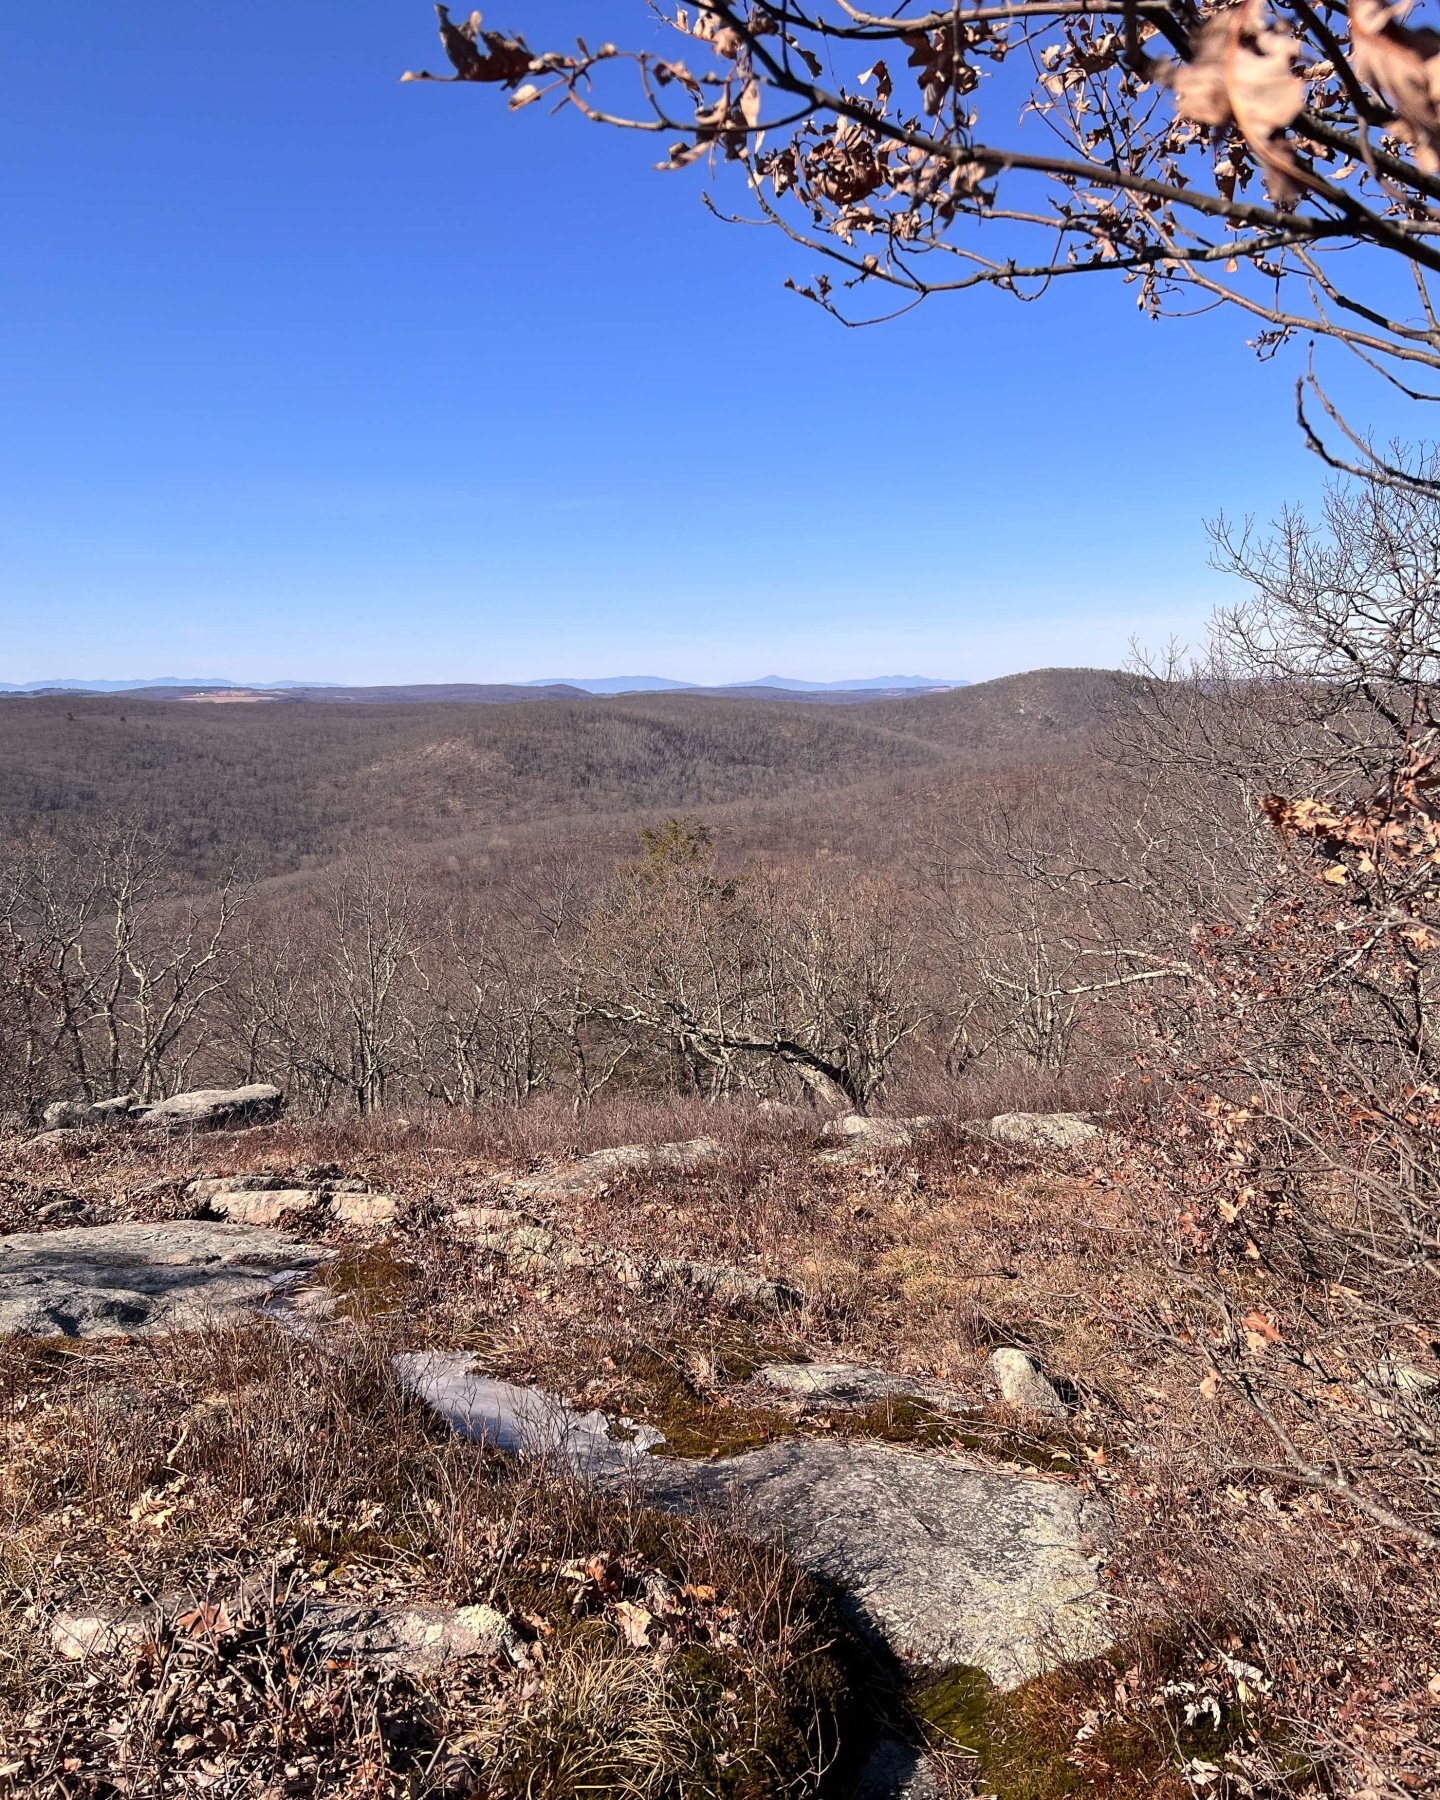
[405, 0, 1440, 482]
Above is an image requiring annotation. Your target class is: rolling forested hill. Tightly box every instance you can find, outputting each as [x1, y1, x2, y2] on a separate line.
[0, 669, 1124, 880]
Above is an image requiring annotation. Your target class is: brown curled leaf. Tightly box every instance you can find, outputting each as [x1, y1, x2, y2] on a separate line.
[1349, 0, 1440, 172]
[432, 4, 533, 87]
[1173, 0, 1310, 200]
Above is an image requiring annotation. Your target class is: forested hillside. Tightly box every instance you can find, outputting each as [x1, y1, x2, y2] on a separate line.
[0, 671, 1111, 881]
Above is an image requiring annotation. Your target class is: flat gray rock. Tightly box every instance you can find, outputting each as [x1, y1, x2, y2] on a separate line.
[0, 1221, 329, 1338]
[52, 1595, 519, 1672]
[199, 1186, 399, 1230]
[821, 1114, 939, 1144]
[817, 1115, 940, 1165]
[41, 1096, 133, 1131]
[298, 1599, 520, 1670]
[755, 1361, 965, 1410]
[503, 1137, 722, 1200]
[404, 1357, 1110, 1689]
[638, 1438, 1109, 1688]
[981, 1112, 1100, 1151]
[394, 1353, 664, 1473]
[454, 1208, 799, 1310]
[131, 1084, 283, 1132]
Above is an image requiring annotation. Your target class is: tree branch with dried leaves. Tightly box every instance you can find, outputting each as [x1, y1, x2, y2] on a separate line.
[405, 0, 1440, 471]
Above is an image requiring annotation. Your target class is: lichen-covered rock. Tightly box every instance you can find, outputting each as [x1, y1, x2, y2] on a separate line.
[198, 1183, 399, 1231]
[206, 1189, 326, 1228]
[188, 1173, 298, 1198]
[328, 1192, 399, 1228]
[131, 1084, 283, 1132]
[639, 1438, 1109, 1688]
[452, 1207, 799, 1309]
[821, 1114, 939, 1144]
[298, 1599, 521, 1670]
[817, 1114, 941, 1165]
[40, 1096, 133, 1131]
[980, 1112, 1100, 1151]
[51, 1594, 521, 1671]
[404, 1358, 1111, 1689]
[645, 1255, 801, 1310]
[0, 1220, 329, 1338]
[755, 1361, 964, 1409]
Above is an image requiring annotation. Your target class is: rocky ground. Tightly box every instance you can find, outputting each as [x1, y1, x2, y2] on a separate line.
[0, 1094, 1430, 1797]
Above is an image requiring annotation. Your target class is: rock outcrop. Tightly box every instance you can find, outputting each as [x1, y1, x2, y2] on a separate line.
[399, 1353, 1110, 1690]
[640, 1438, 1108, 1688]
[817, 1115, 939, 1164]
[41, 1096, 134, 1131]
[131, 1084, 284, 1131]
[51, 1593, 520, 1672]
[189, 1174, 398, 1230]
[0, 1221, 329, 1338]
[452, 1205, 801, 1311]
[980, 1112, 1100, 1151]
[754, 1360, 968, 1412]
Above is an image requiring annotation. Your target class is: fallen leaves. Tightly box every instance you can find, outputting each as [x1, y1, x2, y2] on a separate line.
[560, 1551, 741, 1654]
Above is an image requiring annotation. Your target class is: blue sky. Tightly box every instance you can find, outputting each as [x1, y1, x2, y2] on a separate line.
[0, 3, 1381, 686]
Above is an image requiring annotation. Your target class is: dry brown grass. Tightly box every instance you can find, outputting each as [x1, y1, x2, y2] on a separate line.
[1, 1105, 1434, 1795]
[0, 1309, 852, 1798]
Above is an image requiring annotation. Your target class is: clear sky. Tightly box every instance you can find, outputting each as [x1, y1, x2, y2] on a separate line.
[0, 3, 1384, 687]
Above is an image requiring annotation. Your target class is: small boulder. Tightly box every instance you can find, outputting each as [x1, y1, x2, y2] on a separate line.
[817, 1115, 939, 1165]
[821, 1114, 938, 1143]
[208, 1189, 326, 1228]
[329, 1192, 399, 1228]
[981, 1112, 1100, 1152]
[986, 1346, 1070, 1419]
[504, 1137, 722, 1201]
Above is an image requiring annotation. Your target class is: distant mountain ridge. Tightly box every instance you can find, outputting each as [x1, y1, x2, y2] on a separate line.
[2, 674, 969, 700]
[0, 677, 335, 694]
[529, 674, 968, 695]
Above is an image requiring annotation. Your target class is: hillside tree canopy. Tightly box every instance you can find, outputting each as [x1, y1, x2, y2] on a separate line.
[407, 0, 1440, 473]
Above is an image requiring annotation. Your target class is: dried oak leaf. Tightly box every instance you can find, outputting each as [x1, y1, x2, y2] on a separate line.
[1349, 0, 1440, 172]
[1173, 0, 1310, 199]
[407, 5, 534, 88]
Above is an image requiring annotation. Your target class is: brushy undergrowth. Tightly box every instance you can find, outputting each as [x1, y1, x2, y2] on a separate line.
[1, 1106, 1434, 1795]
[0, 1312, 853, 1798]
